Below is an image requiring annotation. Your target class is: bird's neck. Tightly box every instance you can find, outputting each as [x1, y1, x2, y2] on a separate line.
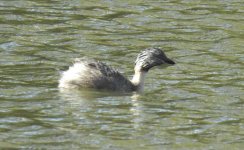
[131, 70, 147, 92]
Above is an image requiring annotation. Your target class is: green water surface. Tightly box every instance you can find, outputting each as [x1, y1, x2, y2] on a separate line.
[0, 0, 243, 149]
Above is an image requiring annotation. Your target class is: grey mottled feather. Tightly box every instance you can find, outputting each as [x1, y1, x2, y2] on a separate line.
[72, 58, 136, 92]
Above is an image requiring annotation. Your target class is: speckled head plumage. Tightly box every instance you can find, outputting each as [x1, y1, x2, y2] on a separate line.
[135, 48, 175, 72]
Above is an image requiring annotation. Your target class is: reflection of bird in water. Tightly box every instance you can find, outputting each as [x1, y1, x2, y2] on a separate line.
[58, 48, 175, 92]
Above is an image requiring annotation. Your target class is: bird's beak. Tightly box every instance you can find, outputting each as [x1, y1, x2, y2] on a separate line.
[162, 57, 175, 65]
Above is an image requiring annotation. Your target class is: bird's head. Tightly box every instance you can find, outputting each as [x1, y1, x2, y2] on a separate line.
[135, 48, 175, 72]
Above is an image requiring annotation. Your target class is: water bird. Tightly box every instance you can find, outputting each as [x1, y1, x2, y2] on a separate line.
[58, 48, 175, 92]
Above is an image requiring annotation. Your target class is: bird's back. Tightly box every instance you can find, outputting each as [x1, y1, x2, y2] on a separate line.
[58, 58, 136, 92]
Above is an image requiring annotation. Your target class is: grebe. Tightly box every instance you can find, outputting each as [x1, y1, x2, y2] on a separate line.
[58, 48, 175, 92]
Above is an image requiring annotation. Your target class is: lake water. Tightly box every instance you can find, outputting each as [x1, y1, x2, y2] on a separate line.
[0, 0, 243, 149]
